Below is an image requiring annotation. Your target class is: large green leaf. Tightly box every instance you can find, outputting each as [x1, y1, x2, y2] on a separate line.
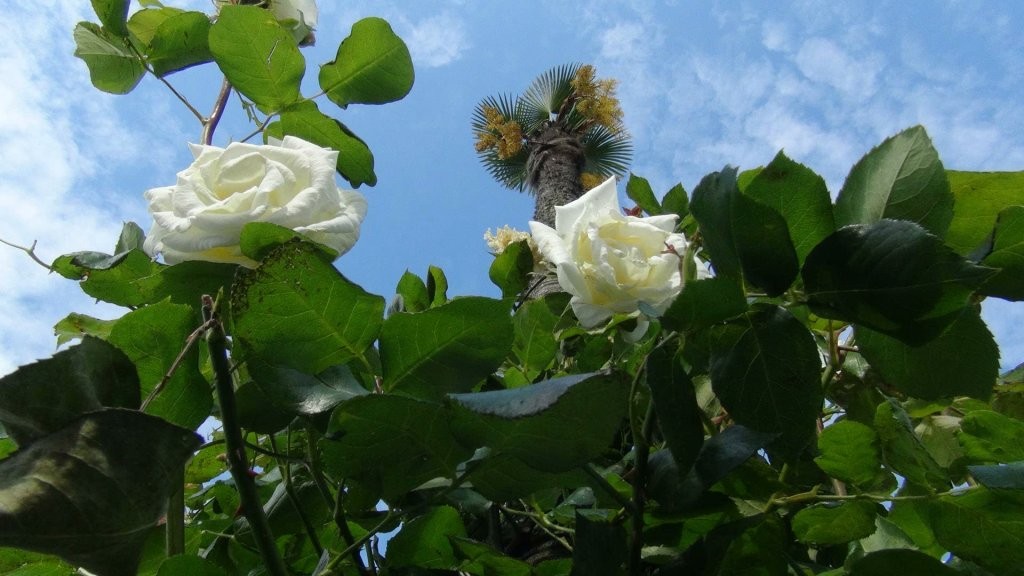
[660, 276, 747, 332]
[107, 301, 211, 430]
[246, 360, 368, 416]
[0, 337, 139, 446]
[744, 150, 835, 264]
[857, 308, 998, 400]
[451, 537, 533, 576]
[395, 269, 430, 313]
[387, 506, 465, 570]
[209, 5, 304, 111]
[708, 306, 822, 457]
[814, 420, 883, 488]
[144, 10, 213, 76]
[626, 174, 662, 215]
[265, 100, 377, 187]
[946, 170, 1024, 255]
[931, 489, 1024, 575]
[716, 516, 788, 575]
[73, 22, 145, 94]
[463, 453, 589, 501]
[957, 410, 1024, 463]
[90, 0, 129, 36]
[379, 297, 513, 400]
[980, 205, 1024, 300]
[874, 399, 949, 490]
[570, 512, 627, 576]
[128, 6, 184, 45]
[849, 549, 961, 575]
[321, 395, 472, 501]
[319, 17, 414, 108]
[488, 240, 534, 298]
[512, 293, 566, 376]
[802, 219, 994, 345]
[835, 126, 953, 237]
[447, 372, 628, 472]
[691, 167, 799, 296]
[646, 347, 703, 473]
[53, 313, 117, 347]
[0, 409, 201, 576]
[792, 501, 878, 545]
[238, 220, 339, 263]
[232, 241, 385, 373]
[968, 463, 1024, 489]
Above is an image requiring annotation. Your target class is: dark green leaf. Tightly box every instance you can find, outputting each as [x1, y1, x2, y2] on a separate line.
[980, 206, 1024, 300]
[946, 170, 1024, 254]
[874, 399, 949, 489]
[849, 549, 961, 576]
[264, 100, 376, 187]
[0, 409, 201, 576]
[815, 420, 882, 487]
[448, 372, 628, 472]
[387, 506, 465, 570]
[691, 168, 742, 277]
[156, 555, 228, 576]
[626, 174, 662, 215]
[395, 270, 430, 313]
[239, 221, 338, 263]
[108, 301, 211, 430]
[888, 500, 944, 558]
[73, 22, 145, 94]
[114, 222, 145, 254]
[246, 360, 368, 416]
[232, 242, 385, 373]
[53, 313, 117, 347]
[802, 220, 995, 345]
[319, 17, 414, 108]
[209, 5, 304, 110]
[464, 453, 589, 501]
[717, 516, 788, 576]
[380, 297, 513, 400]
[835, 126, 953, 237]
[661, 276, 747, 332]
[661, 183, 689, 220]
[451, 537, 533, 576]
[0, 337, 139, 446]
[570, 511, 627, 576]
[428, 265, 449, 307]
[489, 240, 533, 298]
[968, 463, 1024, 489]
[512, 293, 566, 376]
[857, 308, 998, 400]
[145, 10, 212, 76]
[322, 395, 472, 501]
[744, 150, 835, 264]
[931, 489, 1024, 575]
[233, 379, 294, 434]
[958, 410, 1024, 463]
[647, 348, 702, 473]
[709, 306, 822, 457]
[792, 501, 877, 545]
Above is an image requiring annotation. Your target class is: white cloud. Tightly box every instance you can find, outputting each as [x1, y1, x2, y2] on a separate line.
[794, 37, 884, 101]
[404, 13, 469, 68]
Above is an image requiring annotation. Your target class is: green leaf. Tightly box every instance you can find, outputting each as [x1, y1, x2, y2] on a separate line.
[570, 512, 627, 576]
[968, 463, 1024, 489]
[874, 399, 949, 490]
[388, 506, 465, 570]
[319, 17, 414, 109]
[931, 488, 1024, 575]
[107, 301, 211, 430]
[980, 205, 1024, 300]
[802, 219, 995, 345]
[857, 308, 998, 400]
[448, 372, 628, 472]
[264, 100, 376, 187]
[209, 5, 304, 110]
[156, 555, 228, 576]
[239, 221, 339, 263]
[661, 276, 747, 332]
[395, 270, 430, 313]
[512, 293, 566, 376]
[233, 379, 294, 434]
[957, 410, 1024, 463]
[946, 170, 1024, 254]
[90, 0, 129, 36]
[144, 10, 213, 76]
[428, 265, 449, 307]
[744, 150, 835, 264]
[128, 7, 183, 45]
[835, 125, 953, 237]
[717, 516, 788, 576]
[53, 313, 117, 347]
[647, 348, 703, 473]
[463, 453, 588, 501]
[73, 22, 145, 94]
[114, 222, 145, 254]
[380, 297, 513, 400]
[246, 360, 368, 416]
[0, 409, 201, 576]
[661, 183, 689, 220]
[0, 337, 139, 446]
[626, 174, 662, 215]
[232, 241, 385, 373]
[489, 240, 534, 298]
[451, 537, 533, 576]
[849, 549, 961, 576]
[815, 420, 883, 488]
[708, 306, 823, 457]
[321, 395, 472, 501]
[691, 167, 799, 296]
[792, 501, 878, 545]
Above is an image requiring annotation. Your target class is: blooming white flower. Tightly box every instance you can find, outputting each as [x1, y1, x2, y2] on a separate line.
[529, 176, 706, 328]
[143, 136, 366, 267]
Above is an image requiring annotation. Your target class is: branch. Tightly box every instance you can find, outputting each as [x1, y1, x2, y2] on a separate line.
[141, 317, 217, 410]
[202, 78, 233, 145]
[0, 238, 53, 271]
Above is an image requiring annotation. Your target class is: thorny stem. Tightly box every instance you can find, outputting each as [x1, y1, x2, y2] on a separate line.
[331, 483, 369, 576]
[204, 295, 290, 576]
[629, 400, 656, 576]
[202, 78, 233, 145]
[270, 435, 324, 556]
[0, 238, 53, 271]
[769, 484, 977, 509]
[142, 318, 217, 410]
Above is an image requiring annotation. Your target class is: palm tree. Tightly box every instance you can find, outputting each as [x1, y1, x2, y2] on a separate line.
[472, 63, 633, 227]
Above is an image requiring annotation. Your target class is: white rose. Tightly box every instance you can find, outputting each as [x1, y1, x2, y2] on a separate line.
[143, 136, 366, 267]
[529, 176, 705, 328]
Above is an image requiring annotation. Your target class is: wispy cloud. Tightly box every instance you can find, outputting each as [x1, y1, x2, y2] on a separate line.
[404, 13, 469, 68]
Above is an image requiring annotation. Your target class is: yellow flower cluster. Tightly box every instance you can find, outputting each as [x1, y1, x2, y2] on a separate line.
[484, 225, 545, 270]
[571, 65, 625, 134]
[580, 172, 605, 191]
[474, 106, 523, 160]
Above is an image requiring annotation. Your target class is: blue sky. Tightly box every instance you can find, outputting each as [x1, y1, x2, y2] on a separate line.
[2, 1, 1023, 375]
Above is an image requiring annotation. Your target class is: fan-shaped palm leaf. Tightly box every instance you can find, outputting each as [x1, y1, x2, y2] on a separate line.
[581, 125, 633, 179]
[520, 63, 582, 134]
[472, 94, 530, 190]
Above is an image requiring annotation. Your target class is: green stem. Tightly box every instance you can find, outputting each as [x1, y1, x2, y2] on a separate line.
[270, 435, 324, 556]
[770, 485, 976, 508]
[165, 473, 185, 557]
[331, 483, 369, 576]
[582, 463, 635, 515]
[204, 296, 290, 576]
[202, 78, 233, 145]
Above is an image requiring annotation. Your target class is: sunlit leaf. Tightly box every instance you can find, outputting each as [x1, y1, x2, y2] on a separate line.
[945, 170, 1024, 255]
[73, 22, 145, 94]
[387, 506, 465, 570]
[792, 501, 877, 545]
[319, 17, 414, 108]
[145, 10, 212, 76]
[931, 488, 1024, 574]
[815, 420, 883, 487]
[626, 174, 661, 215]
[980, 205, 1024, 300]
[90, 0, 129, 36]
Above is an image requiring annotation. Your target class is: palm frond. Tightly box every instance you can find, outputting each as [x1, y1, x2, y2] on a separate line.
[472, 93, 530, 191]
[520, 63, 582, 134]
[479, 148, 530, 191]
[581, 125, 633, 179]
